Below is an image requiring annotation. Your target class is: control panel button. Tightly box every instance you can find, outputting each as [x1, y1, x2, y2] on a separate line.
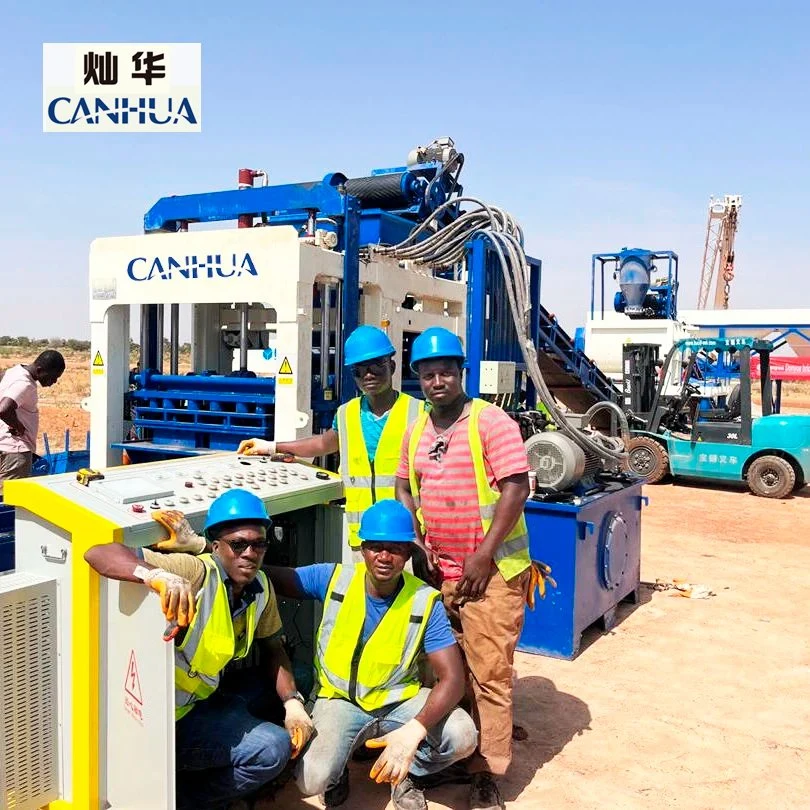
[316, 472, 331, 480]
[132, 504, 146, 513]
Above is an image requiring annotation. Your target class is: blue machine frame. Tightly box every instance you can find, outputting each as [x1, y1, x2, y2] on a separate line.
[465, 236, 621, 411]
[103, 147, 646, 662]
[124, 155, 463, 461]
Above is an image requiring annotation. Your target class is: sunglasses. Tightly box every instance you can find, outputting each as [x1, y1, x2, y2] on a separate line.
[221, 539, 269, 555]
[352, 360, 389, 377]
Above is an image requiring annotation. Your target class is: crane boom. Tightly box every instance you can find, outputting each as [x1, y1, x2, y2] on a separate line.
[697, 194, 742, 309]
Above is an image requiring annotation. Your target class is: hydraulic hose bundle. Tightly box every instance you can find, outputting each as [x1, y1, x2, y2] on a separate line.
[370, 198, 630, 466]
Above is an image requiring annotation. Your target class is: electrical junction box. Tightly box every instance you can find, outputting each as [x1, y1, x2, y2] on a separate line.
[478, 361, 516, 394]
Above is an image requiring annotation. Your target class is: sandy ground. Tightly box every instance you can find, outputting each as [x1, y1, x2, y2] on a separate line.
[268, 480, 810, 810]
[4, 350, 809, 808]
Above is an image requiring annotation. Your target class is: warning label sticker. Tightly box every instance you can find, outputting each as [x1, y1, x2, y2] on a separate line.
[92, 350, 105, 375]
[124, 649, 144, 725]
[278, 356, 293, 375]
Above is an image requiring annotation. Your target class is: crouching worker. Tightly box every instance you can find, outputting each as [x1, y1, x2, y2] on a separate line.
[266, 499, 478, 810]
[83, 489, 314, 810]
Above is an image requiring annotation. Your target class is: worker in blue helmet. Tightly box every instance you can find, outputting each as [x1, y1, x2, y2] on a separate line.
[395, 326, 532, 810]
[238, 324, 425, 551]
[265, 499, 477, 810]
[84, 489, 314, 810]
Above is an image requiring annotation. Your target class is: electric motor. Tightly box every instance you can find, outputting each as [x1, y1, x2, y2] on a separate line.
[525, 432, 601, 492]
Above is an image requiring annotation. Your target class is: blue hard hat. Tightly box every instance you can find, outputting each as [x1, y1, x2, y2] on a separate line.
[357, 499, 416, 543]
[204, 489, 272, 540]
[409, 327, 465, 372]
[344, 325, 396, 366]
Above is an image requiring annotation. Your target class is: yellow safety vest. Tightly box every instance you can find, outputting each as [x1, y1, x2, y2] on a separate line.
[407, 398, 531, 581]
[315, 564, 439, 711]
[337, 392, 423, 548]
[174, 555, 270, 720]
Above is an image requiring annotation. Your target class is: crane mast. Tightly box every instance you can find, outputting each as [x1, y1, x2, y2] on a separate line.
[697, 194, 742, 309]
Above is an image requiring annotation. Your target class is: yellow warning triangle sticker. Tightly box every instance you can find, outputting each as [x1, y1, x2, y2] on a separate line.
[93, 351, 104, 367]
[278, 357, 293, 375]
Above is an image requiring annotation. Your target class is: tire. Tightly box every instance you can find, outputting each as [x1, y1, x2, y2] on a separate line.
[627, 436, 670, 484]
[747, 455, 796, 499]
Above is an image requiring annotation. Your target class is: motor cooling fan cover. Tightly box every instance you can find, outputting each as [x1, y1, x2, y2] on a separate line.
[525, 432, 587, 492]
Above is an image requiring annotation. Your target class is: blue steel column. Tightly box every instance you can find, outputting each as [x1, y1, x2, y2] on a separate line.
[527, 258, 542, 408]
[340, 194, 361, 404]
[465, 236, 488, 397]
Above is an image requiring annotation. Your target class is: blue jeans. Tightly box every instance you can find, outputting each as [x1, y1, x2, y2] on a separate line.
[175, 690, 292, 810]
[296, 687, 478, 796]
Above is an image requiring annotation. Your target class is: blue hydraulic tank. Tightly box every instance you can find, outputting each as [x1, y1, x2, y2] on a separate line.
[518, 480, 645, 659]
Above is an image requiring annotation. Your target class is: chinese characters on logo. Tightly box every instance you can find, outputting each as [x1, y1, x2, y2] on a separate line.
[83, 50, 166, 86]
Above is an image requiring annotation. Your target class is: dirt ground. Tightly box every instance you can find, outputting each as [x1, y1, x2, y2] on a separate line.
[3, 349, 809, 808]
[268, 480, 810, 810]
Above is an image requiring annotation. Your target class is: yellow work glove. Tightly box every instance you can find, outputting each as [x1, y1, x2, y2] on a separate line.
[364, 718, 427, 785]
[151, 510, 207, 554]
[236, 438, 275, 456]
[142, 568, 196, 632]
[526, 562, 557, 610]
[283, 698, 314, 758]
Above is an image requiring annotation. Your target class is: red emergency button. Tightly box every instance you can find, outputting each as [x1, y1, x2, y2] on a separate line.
[132, 504, 146, 513]
[185, 481, 194, 488]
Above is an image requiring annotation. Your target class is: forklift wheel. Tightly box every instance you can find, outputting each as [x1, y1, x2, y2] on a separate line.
[627, 436, 670, 484]
[747, 455, 796, 499]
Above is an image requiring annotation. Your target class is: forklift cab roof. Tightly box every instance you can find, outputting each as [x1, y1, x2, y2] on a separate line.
[677, 337, 774, 354]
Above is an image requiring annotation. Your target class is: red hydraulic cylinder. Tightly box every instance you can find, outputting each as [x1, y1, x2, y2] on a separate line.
[238, 168, 259, 228]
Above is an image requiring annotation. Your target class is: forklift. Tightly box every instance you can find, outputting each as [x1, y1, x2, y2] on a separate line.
[622, 337, 810, 498]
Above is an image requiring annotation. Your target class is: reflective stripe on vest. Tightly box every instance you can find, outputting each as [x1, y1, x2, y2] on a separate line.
[314, 564, 439, 711]
[174, 555, 270, 720]
[337, 393, 422, 548]
[407, 398, 531, 581]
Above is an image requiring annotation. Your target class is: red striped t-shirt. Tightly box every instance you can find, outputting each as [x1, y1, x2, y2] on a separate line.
[396, 402, 529, 581]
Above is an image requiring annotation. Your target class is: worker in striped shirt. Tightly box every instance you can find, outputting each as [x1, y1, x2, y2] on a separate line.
[395, 327, 531, 810]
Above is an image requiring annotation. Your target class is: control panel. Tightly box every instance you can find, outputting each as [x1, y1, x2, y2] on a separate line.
[36, 453, 343, 548]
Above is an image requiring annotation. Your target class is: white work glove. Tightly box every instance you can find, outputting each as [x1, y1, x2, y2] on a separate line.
[151, 510, 207, 554]
[141, 568, 196, 637]
[283, 698, 315, 758]
[237, 438, 275, 456]
[364, 718, 427, 784]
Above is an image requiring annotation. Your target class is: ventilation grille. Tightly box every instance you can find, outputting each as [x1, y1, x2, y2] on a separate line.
[0, 574, 58, 810]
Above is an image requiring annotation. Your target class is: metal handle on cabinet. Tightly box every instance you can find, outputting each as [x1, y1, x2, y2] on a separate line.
[639, 496, 649, 508]
[576, 521, 595, 540]
[40, 545, 68, 563]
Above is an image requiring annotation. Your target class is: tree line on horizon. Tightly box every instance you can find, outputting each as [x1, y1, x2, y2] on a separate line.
[0, 337, 192, 353]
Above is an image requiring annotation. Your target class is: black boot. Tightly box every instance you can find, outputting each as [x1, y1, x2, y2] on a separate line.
[391, 775, 428, 810]
[321, 766, 350, 807]
[469, 772, 505, 810]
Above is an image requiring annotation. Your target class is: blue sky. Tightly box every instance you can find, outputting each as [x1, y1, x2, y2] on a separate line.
[2, 1, 809, 340]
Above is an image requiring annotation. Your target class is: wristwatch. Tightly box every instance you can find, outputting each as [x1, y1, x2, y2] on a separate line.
[282, 690, 306, 705]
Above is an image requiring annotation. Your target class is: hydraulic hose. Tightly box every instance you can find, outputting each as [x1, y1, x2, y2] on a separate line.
[369, 199, 628, 465]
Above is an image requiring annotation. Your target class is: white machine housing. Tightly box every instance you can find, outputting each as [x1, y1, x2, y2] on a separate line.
[89, 225, 468, 468]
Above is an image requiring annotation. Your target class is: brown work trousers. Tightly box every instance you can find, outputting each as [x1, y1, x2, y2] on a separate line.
[440, 566, 530, 776]
[0, 451, 32, 497]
